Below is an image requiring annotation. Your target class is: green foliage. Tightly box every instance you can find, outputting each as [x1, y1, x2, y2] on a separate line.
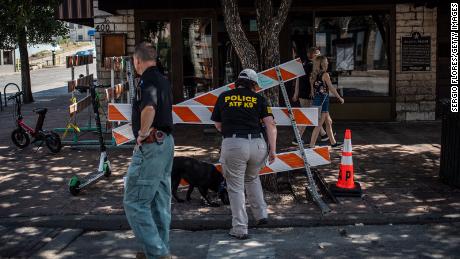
[0, 0, 69, 49]
[57, 35, 71, 45]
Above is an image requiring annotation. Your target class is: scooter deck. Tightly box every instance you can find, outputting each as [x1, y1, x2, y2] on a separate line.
[79, 171, 106, 189]
[68, 166, 110, 196]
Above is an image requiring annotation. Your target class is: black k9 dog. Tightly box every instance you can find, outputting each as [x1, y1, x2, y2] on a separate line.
[172, 157, 230, 207]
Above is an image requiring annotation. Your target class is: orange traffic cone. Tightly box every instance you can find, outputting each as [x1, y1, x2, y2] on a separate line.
[330, 129, 362, 197]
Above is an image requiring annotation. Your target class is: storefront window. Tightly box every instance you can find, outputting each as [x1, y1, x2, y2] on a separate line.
[139, 20, 172, 80]
[315, 14, 390, 97]
[182, 18, 213, 99]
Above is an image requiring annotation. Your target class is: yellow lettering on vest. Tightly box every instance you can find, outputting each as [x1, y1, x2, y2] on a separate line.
[230, 95, 237, 101]
[225, 96, 230, 103]
[244, 102, 254, 108]
[252, 97, 257, 103]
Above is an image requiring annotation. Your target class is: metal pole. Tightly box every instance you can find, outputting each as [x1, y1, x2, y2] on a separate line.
[274, 66, 331, 214]
[52, 51, 56, 66]
[126, 57, 135, 104]
[13, 51, 16, 72]
[71, 65, 75, 100]
[111, 57, 115, 103]
[86, 60, 91, 128]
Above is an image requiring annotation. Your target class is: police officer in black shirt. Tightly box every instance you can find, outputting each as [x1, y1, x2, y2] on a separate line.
[123, 42, 174, 259]
[211, 69, 277, 240]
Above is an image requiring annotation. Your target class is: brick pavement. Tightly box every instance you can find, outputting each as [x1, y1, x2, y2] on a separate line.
[0, 92, 458, 229]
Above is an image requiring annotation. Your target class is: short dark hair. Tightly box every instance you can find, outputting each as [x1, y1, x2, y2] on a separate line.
[308, 46, 318, 54]
[235, 78, 257, 91]
[134, 42, 157, 61]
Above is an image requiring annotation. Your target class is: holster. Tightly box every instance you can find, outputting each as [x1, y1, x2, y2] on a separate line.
[142, 128, 166, 144]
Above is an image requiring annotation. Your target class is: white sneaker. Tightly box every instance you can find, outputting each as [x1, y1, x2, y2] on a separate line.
[321, 132, 336, 142]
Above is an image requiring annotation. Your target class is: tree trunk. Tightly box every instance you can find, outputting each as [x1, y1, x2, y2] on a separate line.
[221, 0, 292, 191]
[221, 0, 259, 70]
[256, 0, 291, 106]
[18, 27, 33, 103]
[255, 0, 292, 190]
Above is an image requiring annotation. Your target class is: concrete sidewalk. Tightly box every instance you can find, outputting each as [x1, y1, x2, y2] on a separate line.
[2, 223, 459, 258]
[0, 91, 459, 232]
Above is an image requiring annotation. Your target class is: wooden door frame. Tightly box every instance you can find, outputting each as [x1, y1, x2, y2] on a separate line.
[135, 9, 218, 103]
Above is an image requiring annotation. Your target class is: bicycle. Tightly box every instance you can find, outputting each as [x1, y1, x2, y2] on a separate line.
[9, 91, 62, 153]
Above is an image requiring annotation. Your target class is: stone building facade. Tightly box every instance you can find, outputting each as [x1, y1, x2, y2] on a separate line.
[87, 1, 443, 121]
[93, 0, 134, 83]
[395, 4, 437, 121]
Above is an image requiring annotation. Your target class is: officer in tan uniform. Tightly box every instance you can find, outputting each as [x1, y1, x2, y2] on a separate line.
[211, 69, 277, 239]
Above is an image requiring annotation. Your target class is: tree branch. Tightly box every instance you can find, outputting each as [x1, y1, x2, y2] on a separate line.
[255, 0, 273, 34]
[272, 0, 292, 34]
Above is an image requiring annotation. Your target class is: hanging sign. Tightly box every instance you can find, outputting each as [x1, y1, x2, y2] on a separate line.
[401, 32, 431, 72]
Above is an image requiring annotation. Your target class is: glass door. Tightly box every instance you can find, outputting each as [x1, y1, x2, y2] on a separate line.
[139, 20, 172, 80]
[181, 18, 213, 100]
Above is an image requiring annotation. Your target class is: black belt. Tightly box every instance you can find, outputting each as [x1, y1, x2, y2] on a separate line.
[223, 133, 262, 139]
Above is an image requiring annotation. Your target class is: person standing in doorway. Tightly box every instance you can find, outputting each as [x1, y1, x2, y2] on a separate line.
[211, 69, 277, 240]
[309, 55, 344, 148]
[292, 47, 330, 145]
[124, 42, 174, 259]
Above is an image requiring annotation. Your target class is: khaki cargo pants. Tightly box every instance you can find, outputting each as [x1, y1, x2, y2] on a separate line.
[219, 134, 268, 235]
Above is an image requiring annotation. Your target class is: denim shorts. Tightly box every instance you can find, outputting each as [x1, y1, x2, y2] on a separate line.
[312, 94, 329, 113]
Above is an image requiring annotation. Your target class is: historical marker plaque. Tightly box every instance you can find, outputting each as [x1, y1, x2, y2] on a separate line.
[401, 32, 431, 71]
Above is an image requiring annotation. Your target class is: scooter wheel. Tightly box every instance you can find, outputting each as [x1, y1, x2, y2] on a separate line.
[68, 176, 81, 196]
[11, 128, 30, 148]
[103, 162, 111, 177]
[45, 132, 62, 153]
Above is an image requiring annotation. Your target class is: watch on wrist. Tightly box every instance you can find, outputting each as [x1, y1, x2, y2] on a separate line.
[138, 131, 149, 138]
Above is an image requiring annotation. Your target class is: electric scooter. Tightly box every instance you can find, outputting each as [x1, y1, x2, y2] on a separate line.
[9, 91, 62, 153]
[68, 84, 111, 195]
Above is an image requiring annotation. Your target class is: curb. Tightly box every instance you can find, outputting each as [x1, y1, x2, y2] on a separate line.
[1, 212, 460, 231]
[32, 229, 83, 259]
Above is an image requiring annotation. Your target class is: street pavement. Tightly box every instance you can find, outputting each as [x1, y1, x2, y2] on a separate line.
[0, 62, 96, 97]
[1, 223, 459, 258]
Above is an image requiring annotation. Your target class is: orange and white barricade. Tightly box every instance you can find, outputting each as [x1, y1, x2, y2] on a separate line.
[180, 58, 304, 107]
[172, 105, 318, 126]
[108, 103, 131, 122]
[108, 103, 318, 127]
[179, 146, 331, 186]
[253, 146, 330, 175]
[110, 58, 309, 145]
[112, 123, 135, 146]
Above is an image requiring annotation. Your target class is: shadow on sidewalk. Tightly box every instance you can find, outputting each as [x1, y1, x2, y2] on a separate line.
[0, 95, 458, 228]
